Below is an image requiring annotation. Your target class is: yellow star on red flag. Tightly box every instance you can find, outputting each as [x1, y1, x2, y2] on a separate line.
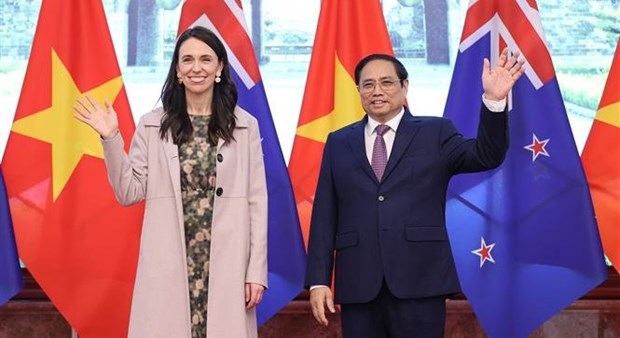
[11, 50, 123, 201]
[1, 1, 143, 337]
[288, 0, 394, 245]
[296, 55, 365, 143]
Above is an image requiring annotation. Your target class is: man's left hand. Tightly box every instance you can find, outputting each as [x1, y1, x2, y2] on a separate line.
[482, 47, 526, 100]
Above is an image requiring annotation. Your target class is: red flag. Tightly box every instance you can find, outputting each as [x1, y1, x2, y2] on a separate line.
[288, 0, 393, 245]
[1, 1, 143, 337]
[582, 39, 620, 272]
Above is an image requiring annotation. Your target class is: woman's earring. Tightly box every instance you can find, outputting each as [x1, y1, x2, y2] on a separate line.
[177, 77, 183, 84]
[215, 74, 221, 83]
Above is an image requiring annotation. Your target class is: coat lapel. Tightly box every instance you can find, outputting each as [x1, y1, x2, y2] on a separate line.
[145, 109, 182, 211]
[161, 132, 184, 232]
[382, 107, 420, 182]
[163, 136, 180, 198]
[347, 116, 378, 183]
[218, 106, 250, 152]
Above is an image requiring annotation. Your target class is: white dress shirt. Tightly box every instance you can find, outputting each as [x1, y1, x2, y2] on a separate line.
[364, 109, 405, 164]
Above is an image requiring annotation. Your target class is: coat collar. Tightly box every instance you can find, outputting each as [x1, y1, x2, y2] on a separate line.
[148, 106, 251, 208]
[347, 106, 421, 184]
[146, 106, 250, 152]
[217, 106, 250, 151]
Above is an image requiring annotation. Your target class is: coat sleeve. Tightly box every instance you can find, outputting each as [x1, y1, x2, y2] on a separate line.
[304, 132, 338, 288]
[245, 117, 269, 288]
[101, 117, 149, 206]
[442, 104, 509, 174]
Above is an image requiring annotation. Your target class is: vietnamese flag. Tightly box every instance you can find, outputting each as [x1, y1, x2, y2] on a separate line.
[1, 1, 143, 337]
[582, 39, 620, 272]
[288, 0, 393, 244]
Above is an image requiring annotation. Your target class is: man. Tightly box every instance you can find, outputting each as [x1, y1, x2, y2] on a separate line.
[305, 48, 525, 338]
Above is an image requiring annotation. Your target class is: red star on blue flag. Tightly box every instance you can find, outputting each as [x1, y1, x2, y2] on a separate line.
[524, 133, 550, 162]
[471, 237, 496, 268]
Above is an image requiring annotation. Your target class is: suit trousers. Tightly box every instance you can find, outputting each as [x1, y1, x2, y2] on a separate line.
[340, 280, 446, 338]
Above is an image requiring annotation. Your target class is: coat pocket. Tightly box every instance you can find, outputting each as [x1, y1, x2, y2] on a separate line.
[335, 231, 358, 250]
[404, 226, 447, 242]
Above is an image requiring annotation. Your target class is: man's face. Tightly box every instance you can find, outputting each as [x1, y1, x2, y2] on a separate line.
[357, 59, 408, 123]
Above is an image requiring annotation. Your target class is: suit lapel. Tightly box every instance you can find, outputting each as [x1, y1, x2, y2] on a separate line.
[347, 116, 378, 183]
[383, 107, 420, 182]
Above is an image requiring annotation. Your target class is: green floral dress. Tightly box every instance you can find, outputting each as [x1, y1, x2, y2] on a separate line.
[179, 115, 217, 338]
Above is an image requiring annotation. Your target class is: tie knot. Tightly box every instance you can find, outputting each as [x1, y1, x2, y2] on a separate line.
[375, 124, 390, 136]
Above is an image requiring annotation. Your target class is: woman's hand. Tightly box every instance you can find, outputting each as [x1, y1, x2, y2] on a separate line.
[73, 95, 119, 139]
[245, 283, 265, 310]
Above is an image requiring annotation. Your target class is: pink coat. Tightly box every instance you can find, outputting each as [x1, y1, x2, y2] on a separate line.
[102, 106, 268, 338]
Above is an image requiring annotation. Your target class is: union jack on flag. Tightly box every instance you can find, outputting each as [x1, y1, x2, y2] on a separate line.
[178, 0, 306, 325]
[443, 1, 607, 337]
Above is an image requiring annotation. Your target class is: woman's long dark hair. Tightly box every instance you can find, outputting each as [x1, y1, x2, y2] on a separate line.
[159, 26, 237, 146]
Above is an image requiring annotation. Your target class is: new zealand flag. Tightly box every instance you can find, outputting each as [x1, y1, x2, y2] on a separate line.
[443, 1, 608, 337]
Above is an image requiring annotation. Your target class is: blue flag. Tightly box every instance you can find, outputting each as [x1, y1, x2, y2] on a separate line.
[443, 1, 607, 337]
[178, 0, 307, 325]
[0, 169, 23, 306]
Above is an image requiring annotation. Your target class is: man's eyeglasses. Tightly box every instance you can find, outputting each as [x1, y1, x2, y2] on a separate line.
[358, 78, 400, 94]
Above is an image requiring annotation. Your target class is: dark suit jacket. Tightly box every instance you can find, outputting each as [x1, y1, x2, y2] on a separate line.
[305, 105, 509, 304]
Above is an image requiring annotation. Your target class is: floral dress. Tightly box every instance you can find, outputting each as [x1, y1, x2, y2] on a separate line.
[179, 115, 217, 338]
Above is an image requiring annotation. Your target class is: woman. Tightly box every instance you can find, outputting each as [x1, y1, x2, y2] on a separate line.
[74, 26, 268, 338]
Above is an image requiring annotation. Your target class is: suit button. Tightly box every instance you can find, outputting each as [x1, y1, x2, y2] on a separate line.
[217, 154, 223, 162]
[216, 187, 223, 196]
[378, 195, 385, 201]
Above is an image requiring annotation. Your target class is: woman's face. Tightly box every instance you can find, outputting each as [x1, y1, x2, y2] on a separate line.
[176, 37, 223, 96]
